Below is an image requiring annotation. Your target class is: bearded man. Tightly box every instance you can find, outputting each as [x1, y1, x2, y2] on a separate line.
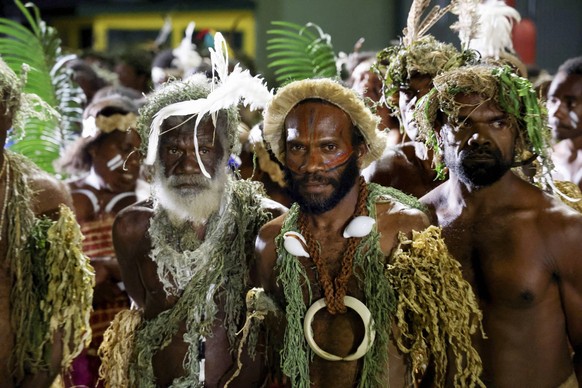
[417, 64, 582, 387]
[252, 78, 484, 387]
[98, 72, 286, 387]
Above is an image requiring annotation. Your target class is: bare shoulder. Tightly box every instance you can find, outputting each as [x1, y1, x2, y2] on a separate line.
[376, 200, 430, 232]
[256, 212, 286, 256]
[254, 212, 287, 290]
[28, 168, 73, 218]
[420, 184, 447, 224]
[260, 197, 289, 219]
[375, 196, 430, 255]
[542, 195, 582, 246]
[113, 199, 154, 241]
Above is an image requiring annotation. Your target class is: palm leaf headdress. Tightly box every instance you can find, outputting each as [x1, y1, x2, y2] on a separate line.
[266, 21, 338, 85]
[0, 0, 84, 174]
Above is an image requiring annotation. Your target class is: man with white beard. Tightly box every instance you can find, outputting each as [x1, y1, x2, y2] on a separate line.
[99, 74, 286, 387]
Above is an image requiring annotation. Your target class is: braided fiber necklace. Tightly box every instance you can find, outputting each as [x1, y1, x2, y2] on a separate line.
[297, 176, 368, 314]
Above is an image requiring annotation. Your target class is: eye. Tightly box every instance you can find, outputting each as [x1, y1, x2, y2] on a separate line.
[323, 144, 337, 152]
[199, 147, 210, 155]
[168, 147, 180, 155]
[289, 144, 305, 152]
[491, 119, 507, 129]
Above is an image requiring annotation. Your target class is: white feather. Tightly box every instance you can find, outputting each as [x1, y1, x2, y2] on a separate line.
[146, 31, 273, 175]
[469, 0, 521, 59]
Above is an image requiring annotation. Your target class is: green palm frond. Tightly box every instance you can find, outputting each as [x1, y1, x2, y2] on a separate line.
[0, 0, 84, 174]
[267, 21, 338, 85]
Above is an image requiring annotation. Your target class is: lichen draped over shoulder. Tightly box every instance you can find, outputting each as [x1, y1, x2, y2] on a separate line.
[275, 183, 483, 387]
[5, 151, 94, 384]
[98, 178, 272, 388]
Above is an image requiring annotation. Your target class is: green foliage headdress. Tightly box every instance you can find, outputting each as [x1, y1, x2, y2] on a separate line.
[415, 64, 553, 179]
[375, 0, 479, 111]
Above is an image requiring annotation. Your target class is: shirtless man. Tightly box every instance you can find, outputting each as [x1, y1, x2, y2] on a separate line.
[255, 78, 483, 387]
[418, 64, 582, 387]
[363, 35, 476, 198]
[547, 56, 582, 192]
[99, 74, 286, 387]
[0, 60, 93, 387]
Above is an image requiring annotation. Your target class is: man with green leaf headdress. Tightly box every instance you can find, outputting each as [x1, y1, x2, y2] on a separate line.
[365, 0, 478, 198]
[418, 63, 582, 387]
[0, 57, 94, 387]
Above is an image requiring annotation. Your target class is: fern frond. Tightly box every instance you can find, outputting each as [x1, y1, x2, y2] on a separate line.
[267, 21, 338, 84]
[0, 0, 83, 174]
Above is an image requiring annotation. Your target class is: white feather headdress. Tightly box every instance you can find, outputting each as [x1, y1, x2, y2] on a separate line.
[469, 0, 521, 59]
[145, 32, 273, 178]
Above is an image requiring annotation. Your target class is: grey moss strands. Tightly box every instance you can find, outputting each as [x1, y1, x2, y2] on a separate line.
[128, 179, 270, 387]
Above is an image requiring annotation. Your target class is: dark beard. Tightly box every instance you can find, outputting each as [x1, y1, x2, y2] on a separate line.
[445, 147, 512, 188]
[284, 155, 360, 215]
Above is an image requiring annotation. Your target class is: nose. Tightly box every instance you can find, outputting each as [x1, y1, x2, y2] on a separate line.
[177, 150, 203, 174]
[467, 130, 492, 148]
[301, 149, 324, 173]
[548, 99, 568, 121]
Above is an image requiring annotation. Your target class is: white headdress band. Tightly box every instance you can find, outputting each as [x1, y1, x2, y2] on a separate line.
[145, 32, 273, 178]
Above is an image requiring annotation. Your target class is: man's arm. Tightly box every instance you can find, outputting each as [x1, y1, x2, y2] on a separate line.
[112, 202, 153, 308]
[555, 213, 582, 381]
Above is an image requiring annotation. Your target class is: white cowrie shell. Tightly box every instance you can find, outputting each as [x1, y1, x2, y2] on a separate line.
[283, 231, 310, 258]
[343, 216, 375, 238]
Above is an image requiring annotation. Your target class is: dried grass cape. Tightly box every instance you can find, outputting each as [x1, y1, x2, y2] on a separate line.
[268, 184, 483, 387]
[262, 78, 387, 170]
[4, 151, 93, 384]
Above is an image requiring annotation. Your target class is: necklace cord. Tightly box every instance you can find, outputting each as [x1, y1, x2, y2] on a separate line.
[298, 176, 369, 314]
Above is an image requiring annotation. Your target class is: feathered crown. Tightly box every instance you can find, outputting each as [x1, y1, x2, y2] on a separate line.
[377, 0, 479, 104]
[145, 32, 273, 178]
[468, 0, 520, 59]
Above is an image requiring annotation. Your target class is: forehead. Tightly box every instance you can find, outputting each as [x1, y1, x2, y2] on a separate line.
[284, 100, 353, 136]
[548, 72, 582, 97]
[453, 93, 503, 116]
[159, 115, 217, 143]
[406, 73, 432, 89]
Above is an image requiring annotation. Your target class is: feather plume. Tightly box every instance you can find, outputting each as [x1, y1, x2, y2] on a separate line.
[450, 0, 481, 49]
[417, 4, 455, 38]
[469, 0, 521, 59]
[172, 21, 203, 71]
[404, 0, 431, 46]
[146, 32, 273, 177]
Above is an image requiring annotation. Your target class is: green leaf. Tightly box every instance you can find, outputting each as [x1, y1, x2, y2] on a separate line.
[0, 0, 84, 174]
[267, 21, 338, 84]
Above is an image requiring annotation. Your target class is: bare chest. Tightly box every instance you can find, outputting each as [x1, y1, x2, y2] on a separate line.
[442, 213, 556, 308]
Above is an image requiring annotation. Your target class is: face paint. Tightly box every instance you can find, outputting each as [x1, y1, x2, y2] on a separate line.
[106, 154, 124, 171]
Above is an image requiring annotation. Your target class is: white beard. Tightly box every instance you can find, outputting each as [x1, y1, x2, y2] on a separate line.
[152, 159, 228, 225]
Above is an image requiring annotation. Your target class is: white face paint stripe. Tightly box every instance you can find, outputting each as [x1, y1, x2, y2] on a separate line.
[107, 154, 123, 171]
[569, 111, 579, 128]
[286, 127, 300, 141]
